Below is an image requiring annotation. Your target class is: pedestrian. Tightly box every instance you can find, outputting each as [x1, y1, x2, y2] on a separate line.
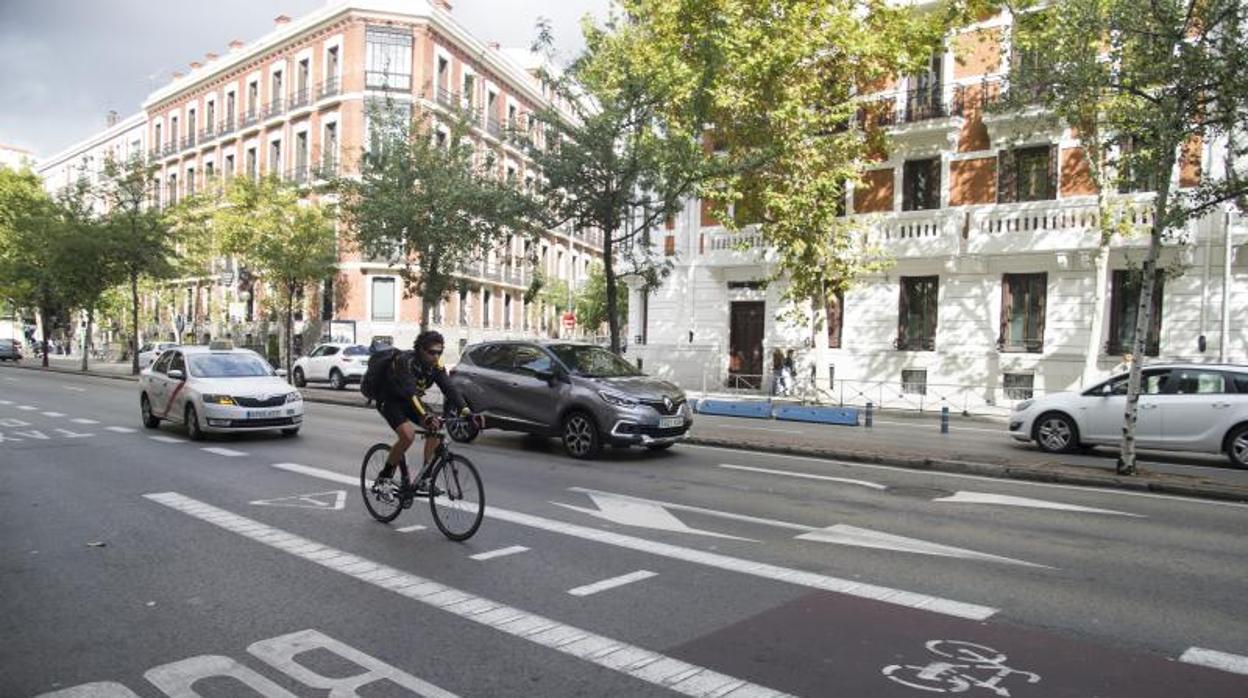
[770, 348, 784, 396]
[782, 349, 796, 396]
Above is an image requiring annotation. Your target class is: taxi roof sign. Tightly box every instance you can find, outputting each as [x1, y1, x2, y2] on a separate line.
[208, 339, 235, 351]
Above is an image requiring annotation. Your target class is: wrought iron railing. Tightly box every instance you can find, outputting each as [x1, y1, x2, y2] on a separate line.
[317, 76, 342, 100]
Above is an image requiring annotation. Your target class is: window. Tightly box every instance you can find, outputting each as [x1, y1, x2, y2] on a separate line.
[825, 287, 844, 349]
[1003, 372, 1034, 400]
[224, 154, 235, 179]
[206, 101, 215, 126]
[469, 343, 513, 370]
[326, 46, 340, 83]
[170, 116, 178, 145]
[322, 346, 341, 357]
[1234, 373, 1248, 394]
[905, 54, 944, 121]
[270, 140, 282, 175]
[998, 145, 1056, 203]
[1108, 269, 1163, 356]
[509, 345, 553, 377]
[366, 27, 413, 90]
[902, 158, 940, 211]
[323, 123, 339, 170]
[1166, 369, 1226, 395]
[504, 294, 512, 329]
[458, 288, 468, 326]
[1096, 369, 1171, 396]
[154, 123, 162, 147]
[169, 352, 186, 375]
[226, 92, 236, 125]
[897, 276, 938, 351]
[186, 168, 195, 195]
[167, 174, 177, 205]
[246, 148, 257, 179]
[271, 70, 283, 103]
[247, 81, 258, 115]
[152, 351, 174, 374]
[901, 369, 927, 396]
[664, 236, 676, 256]
[1117, 136, 1160, 194]
[371, 278, 396, 322]
[205, 161, 214, 179]
[437, 56, 449, 91]
[295, 132, 309, 179]
[297, 59, 310, 93]
[188, 109, 196, 140]
[483, 290, 492, 328]
[999, 273, 1046, 352]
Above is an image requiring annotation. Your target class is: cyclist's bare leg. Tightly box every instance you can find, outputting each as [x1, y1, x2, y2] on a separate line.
[387, 421, 417, 474]
[423, 433, 439, 470]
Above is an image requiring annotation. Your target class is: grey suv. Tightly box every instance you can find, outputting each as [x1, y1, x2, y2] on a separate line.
[448, 341, 692, 458]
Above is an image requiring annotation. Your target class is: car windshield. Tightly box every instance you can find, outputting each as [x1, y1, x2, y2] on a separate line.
[547, 344, 640, 378]
[189, 353, 274, 378]
[343, 345, 369, 356]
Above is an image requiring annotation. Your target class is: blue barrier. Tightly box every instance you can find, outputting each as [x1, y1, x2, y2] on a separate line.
[774, 405, 860, 426]
[695, 399, 774, 419]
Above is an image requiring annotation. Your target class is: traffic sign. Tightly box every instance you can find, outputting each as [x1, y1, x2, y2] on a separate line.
[562, 311, 576, 329]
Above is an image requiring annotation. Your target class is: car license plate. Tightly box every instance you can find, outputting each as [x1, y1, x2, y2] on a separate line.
[659, 416, 684, 429]
[247, 409, 283, 419]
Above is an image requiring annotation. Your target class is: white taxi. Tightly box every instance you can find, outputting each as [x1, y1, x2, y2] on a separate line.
[139, 342, 303, 439]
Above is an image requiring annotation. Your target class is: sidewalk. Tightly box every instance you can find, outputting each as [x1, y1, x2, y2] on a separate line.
[7, 360, 1247, 503]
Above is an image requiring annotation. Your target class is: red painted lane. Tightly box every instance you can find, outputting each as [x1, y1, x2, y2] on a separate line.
[667, 590, 1247, 697]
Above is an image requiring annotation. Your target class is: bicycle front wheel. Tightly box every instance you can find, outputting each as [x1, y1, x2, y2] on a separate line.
[428, 453, 484, 541]
[361, 443, 408, 523]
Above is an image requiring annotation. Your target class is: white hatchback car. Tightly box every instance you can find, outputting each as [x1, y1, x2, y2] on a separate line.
[1010, 363, 1248, 467]
[139, 343, 303, 439]
[138, 342, 179, 369]
[291, 343, 370, 390]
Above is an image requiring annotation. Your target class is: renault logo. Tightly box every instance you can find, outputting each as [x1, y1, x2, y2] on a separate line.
[663, 396, 673, 412]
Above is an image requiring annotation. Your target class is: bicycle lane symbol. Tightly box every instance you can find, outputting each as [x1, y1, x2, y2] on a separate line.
[882, 640, 1041, 696]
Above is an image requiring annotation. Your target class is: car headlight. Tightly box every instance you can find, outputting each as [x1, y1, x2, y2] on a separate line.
[1014, 399, 1034, 412]
[285, 391, 303, 403]
[598, 390, 639, 407]
[202, 394, 237, 406]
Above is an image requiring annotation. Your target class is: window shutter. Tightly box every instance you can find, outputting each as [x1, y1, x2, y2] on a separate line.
[925, 277, 939, 349]
[898, 279, 910, 349]
[929, 157, 942, 209]
[1034, 273, 1047, 351]
[997, 149, 1016, 203]
[998, 275, 1013, 348]
[1047, 145, 1059, 199]
[1149, 270, 1165, 356]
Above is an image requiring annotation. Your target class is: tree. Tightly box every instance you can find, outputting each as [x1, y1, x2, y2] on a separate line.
[575, 262, 628, 336]
[211, 175, 338, 381]
[521, 17, 705, 354]
[336, 101, 540, 331]
[0, 166, 70, 367]
[1007, 0, 1248, 474]
[607, 0, 966, 320]
[99, 155, 180, 374]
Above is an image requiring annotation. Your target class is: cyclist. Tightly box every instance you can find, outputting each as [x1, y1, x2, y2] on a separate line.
[374, 330, 470, 496]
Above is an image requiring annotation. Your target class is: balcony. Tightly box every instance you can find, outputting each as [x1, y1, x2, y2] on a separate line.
[161, 142, 178, 158]
[289, 165, 310, 185]
[218, 117, 236, 138]
[366, 72, 411, 91]
[485, 116, 503, 139]
[434, 86, 456, 108]
[181, 134, 196, 151]
[977, 76, 1060, 146]
[240, 109, 260, 131]
[857, 208, 963, 259]
[263, 98, 285, 121]
[289, 87, 311, 111]
[698, 228, 768, 267]
[966, 196, 1162, 257]
[863, 86, 967, 154]
[198, 126, 215, 144]
[316, 76, 341, 101]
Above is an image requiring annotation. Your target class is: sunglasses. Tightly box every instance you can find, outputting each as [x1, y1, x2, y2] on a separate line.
[424, 348, 444, 356]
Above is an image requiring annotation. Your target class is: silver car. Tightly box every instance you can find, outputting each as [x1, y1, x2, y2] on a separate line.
[449, 341, 693, 458]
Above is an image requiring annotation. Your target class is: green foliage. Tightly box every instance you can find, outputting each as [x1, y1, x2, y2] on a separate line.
[336, 99, 542, 328]
[574, 262, 628, 332]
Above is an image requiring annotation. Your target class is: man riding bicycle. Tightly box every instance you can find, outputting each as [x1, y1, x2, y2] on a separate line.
[374, 330, 470, 496]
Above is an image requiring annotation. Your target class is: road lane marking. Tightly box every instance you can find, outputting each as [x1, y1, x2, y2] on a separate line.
[71, 418, 99, 425]
[795, 525, 1048, 568]
[554, 493, 757, 541]
[41, 411, 66, 417]
[470, 545, 529, 561]
[934, 491, 1142, 517]
[251, 491, 346, 510]
[202, 447, 248, 457]
[396, 524, 427, 533]
[63, 386, 86, 392]
[1179, 647, 1248, 676]
[0, 399, 12, 405]
[720, 463, 887, 490]
[143, 492, 792, 698]
[569, 571, 657, 597]
[272, 462, 997, 620]
[17, 405, 37, 411]
[105, 426, 137, 433]
[568, 487, 813, 532]
[149, 435, 188, 444]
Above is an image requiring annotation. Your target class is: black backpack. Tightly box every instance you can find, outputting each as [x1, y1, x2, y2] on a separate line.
[360, 347, 401, 400]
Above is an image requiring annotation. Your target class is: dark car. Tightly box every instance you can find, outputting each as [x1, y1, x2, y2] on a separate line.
[448, 341, 693, 458]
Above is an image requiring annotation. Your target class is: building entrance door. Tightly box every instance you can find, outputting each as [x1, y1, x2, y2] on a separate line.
[729, 301, 765, 390]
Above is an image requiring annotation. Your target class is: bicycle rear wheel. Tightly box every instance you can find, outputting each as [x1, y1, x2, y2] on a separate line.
[428, 453, 484, 541]
[361, 443, 408, 523]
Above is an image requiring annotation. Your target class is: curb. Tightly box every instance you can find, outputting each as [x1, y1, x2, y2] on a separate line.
[683, 436, 1248, 504]
[7, 363, 138, 382]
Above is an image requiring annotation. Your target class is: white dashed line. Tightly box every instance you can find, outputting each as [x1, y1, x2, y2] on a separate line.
[71, 418, 99, 425]
[272, 461, 997, 620]
[0, 399, 13, 405]
[720, 463, 887, 490]
[396, 524, 427, 533]
[149, 435, 188, 444]
[143, 492, 792, 698]
[568, 571, 657, 597]
[63, 386, 86, 392]
[105, 426, 137, 433]
[202, 447, 247, 457]
[17, 405, 37, 411]
[1180, 647, 1248, 676]
[470, 545, 529, 561]
[41, 411, 65, 417]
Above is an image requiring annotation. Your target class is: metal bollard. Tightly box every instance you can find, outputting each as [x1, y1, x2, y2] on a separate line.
[941, 403, 949, 434]
[865, 401, 874, 428]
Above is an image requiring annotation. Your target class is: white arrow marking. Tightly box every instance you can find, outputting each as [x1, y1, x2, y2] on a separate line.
[14, 430, 49, 440]
[796, 525, 1050, 568]
[250, 490, 346, 510]
[934, 491, 1142, 517]
[552, 493, 756, 541]
[719, 463, 887, 490]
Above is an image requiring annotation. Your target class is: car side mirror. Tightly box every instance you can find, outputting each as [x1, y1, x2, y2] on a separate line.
[534, 369, 556, 382]
[168, 369, 185, 381]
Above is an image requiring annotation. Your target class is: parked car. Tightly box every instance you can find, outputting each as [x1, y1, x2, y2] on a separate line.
[1010, 363, 1248, 467]
[138, 342, 179, 369]
[139, 342, 303, 439]
[448, 341, 693, 458]
[291, 343, 370, 390]
[0, 339, 21, 362]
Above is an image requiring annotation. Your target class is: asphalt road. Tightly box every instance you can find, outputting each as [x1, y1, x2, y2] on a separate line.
[2, 366, 1247, 697]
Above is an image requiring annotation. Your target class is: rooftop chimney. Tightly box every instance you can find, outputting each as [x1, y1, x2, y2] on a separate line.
[228, 39, 245, 52]
[432, 0, 453, 11]
[274, 15, 291, 25]
[106, 110, 120, 127]
[190, 61, 203, 70]
[205, 52, 219, 62]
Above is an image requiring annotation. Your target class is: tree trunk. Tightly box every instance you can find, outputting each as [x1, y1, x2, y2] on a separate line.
[603, 227, 620, 353]
[285, 284, 295, 385]
[39, 307, 49, 368]
[130, 273, 141, 375]
[81, 307, 94, 372]
[1118, 148, 1177, 475]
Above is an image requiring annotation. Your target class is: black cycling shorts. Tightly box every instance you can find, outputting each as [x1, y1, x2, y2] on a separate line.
[376, 397, 427, 431]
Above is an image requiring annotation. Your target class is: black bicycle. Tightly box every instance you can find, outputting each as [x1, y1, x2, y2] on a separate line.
[360, 417, 485, 541]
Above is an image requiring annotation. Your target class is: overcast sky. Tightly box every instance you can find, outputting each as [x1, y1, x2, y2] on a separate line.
[0, 0, 609, 160]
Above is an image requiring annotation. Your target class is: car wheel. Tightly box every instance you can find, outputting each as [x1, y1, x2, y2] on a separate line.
[185, 404, 205, 441]
[1034, 412, 1079, 454]
[1227, 424, 1248, 469]
[293, 367, 306, 388]
[646, 442, 675, 451]
[447, 417, 479, 444]
[140, 393, 160, 429]
[329, 369, 345, 390]
[281, 427, 301, 438]
[562, 411, 601, 460]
